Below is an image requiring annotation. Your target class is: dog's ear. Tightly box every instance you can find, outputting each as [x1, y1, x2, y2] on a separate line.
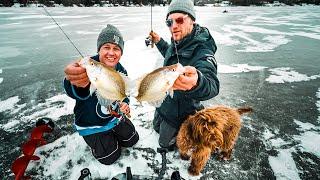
[189, 121, 202, 143]
[198, 110, 217, 124]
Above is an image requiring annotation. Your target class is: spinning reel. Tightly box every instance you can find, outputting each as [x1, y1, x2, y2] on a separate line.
[145, 36, 153, 47]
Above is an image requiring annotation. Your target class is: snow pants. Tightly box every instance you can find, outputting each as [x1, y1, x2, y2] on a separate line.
[153, 111, 178, 151]
[83, 117, 139, 165]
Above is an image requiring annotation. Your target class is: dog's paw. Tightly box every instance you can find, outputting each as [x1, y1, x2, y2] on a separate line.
[219, 155, 230, 161]
[180, 154, 190, 161]
[218, 151, 231, 161]
[188, 166, 200, 176]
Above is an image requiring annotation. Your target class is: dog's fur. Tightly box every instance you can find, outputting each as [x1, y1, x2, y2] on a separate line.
[176, 105, 252, 176]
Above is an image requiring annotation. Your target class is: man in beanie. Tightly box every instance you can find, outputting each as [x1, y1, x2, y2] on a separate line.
[64, 24, 139, 165]
[149, 0, 219, 151]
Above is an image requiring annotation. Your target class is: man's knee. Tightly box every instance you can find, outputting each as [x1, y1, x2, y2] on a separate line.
[83, 131, 121, 165]
[96, 148, 121, 165]
[159, 136, 176, 150]
[120, 130, 139, 147]
[158, 120, 178, 151]
[153, 122, 160, 133]
[113, 118, 139, 147]
[153, 112, 162, 133]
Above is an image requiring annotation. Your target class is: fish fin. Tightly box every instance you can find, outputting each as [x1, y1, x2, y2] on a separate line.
[118, 71, 127, 77]
[132, 74, 147, 97]
[117, 72, 132, 96]
[124, 76, 135, 96]
[176, 63, 186, 74]
[135, 73, 148, 86]
[148, 98, 166, 107]
[127, 78, 136, 97]
[95, 92, 113, 106]
[89, 84, 96, 96]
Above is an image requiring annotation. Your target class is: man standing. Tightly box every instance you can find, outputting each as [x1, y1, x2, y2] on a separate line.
[149, 0, 219, 150]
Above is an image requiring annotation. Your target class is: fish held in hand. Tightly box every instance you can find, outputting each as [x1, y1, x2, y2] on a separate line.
[135, 63, 185, 107]
[78, 57, 128, 106]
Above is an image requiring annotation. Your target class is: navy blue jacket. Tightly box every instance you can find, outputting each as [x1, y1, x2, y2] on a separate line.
[64, 55, 129, 135]
[155, 24, 220, 128]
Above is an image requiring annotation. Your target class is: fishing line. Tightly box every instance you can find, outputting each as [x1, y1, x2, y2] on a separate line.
[150, 1, 153, 32]
[173, 40, 180, 64]
[170, 20, 180, 64]
[145, 1, 154, 47]
[42, 7, 84, 58]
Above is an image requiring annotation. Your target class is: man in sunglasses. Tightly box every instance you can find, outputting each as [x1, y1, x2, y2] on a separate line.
[149, 0, 219, 151]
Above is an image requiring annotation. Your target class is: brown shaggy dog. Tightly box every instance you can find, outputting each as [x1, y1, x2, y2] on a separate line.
[176, 105, 252, 176]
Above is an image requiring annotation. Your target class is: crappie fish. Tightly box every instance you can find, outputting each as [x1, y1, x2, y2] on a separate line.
[135, 63, 185, 107]
[78, 57, 128, 106]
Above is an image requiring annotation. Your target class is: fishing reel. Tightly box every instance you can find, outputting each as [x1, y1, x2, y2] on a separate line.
[107, 100, 131, 118]
[107, 100, 122, 118]
[145, 36, 154, 47]
[78, 168, 91, 180]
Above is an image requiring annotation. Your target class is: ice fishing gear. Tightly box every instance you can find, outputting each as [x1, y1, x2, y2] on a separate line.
[42, 6, 84, 58]
[11, 118, 55, 180]
[111, 167, 133, 180]
[78, 168, 92, 180]
[156, 147, 168, 180]
[108, 100, 122, 118]
[126, 167, 133, 180]
[171, 171, 183, 180]
[31, 124, 53, 140]
[110, 147, 185, 179]
[145, 35, 153, 47]
[111, 167, 184, 180]
[145, 1, 155, 48]
[22, 139, 46, 156]
[107, 100, 131, 118]
[36, 117, 55, 129]
[11, 155, 40, 180]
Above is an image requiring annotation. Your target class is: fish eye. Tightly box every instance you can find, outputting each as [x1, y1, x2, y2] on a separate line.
[90, 61, 94, 65]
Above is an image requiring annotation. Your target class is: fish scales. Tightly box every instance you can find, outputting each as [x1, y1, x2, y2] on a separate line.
[79, 57, 127, 105]
[135, 63, 185, 106]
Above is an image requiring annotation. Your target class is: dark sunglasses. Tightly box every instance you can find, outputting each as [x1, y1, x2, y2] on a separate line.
[165, 15, 188, 27]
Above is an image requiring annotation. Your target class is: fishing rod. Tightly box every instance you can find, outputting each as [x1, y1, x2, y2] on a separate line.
[156, 148, 168, 180]
[42, 7, 84, 58]
[151, 0, 153, 32]
[145, 0, 154, 48]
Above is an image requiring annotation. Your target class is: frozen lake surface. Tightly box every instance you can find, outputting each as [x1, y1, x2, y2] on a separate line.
[0, 6, 320, 179]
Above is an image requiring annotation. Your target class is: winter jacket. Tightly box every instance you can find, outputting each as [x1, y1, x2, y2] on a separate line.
[155, 24, 219, 128]
[63, 55, 129, 136]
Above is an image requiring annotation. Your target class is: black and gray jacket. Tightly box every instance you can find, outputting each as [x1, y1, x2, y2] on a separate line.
[155, 24, 220, 128]
[63, 55, 129, 136]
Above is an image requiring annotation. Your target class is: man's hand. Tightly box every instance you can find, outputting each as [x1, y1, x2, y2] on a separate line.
[64, 61, 89, 88]
[173, 66, 198, 91]
[149, 31, 161, 44]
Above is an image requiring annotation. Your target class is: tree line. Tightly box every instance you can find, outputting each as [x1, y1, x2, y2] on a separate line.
[228, 0, 319, 6]
[1, 0, 165, 7]
[1, 0, 319, 7]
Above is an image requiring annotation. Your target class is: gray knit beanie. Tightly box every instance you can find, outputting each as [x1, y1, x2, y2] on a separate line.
[97, 24, 124, 54]
[167, 0, 196, 21]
